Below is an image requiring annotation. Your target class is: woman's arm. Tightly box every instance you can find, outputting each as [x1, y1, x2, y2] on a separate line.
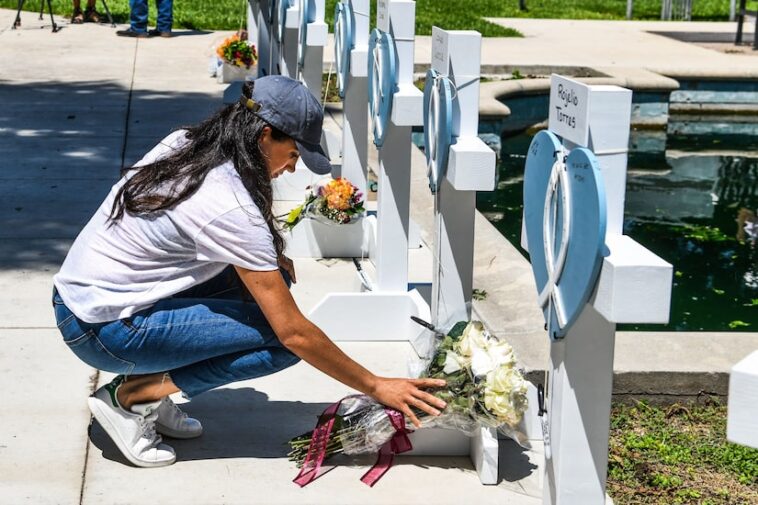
[235, 266, 446, 427]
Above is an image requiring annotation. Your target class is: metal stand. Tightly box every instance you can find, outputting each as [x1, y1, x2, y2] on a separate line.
[99, 0, 116, 27]
[660, 0, 692, 20]
[13, 0, 57, 32]
[12, 0, 115, 31]
[735, 0, 758, 49]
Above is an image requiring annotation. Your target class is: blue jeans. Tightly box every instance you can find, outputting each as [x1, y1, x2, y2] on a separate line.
[53, 266, 300, 398]
[129, 0, 173, 33]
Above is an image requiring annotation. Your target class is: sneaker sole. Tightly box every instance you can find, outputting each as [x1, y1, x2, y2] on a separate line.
[155, 422, 203, 439]
[88, 396, 176, 468]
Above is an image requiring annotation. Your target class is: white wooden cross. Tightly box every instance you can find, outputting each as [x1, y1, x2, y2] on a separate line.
[304, 0, 429, 341]
[424, 26, 500, 485]
[270, 0, 328, 200]
[728, 349, 758, 449]
[279, 0, 301, 79]
[527, 75, 673, 504]
[371, 0, 423, 291]
[251, 0, 273, 77]
[296, 0, 328, 99]
[332, 0, 370, 197]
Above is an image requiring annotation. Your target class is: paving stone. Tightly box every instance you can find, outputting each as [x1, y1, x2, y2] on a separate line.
[0, 329, 95, 505]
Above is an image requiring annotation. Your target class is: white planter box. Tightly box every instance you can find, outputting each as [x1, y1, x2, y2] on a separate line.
[216, 62, 257, 84]
[284, 215, 375, 258]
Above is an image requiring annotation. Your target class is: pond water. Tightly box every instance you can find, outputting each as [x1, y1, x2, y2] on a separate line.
[476, 126, 758, 332]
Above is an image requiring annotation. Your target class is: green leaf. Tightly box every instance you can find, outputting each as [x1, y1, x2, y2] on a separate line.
[728, 320, 751, 329]
[283, 204, 304, 230]
[472, 288, 488, 301]
[682, 225, 732, 243]
[448, 321, 468, 338]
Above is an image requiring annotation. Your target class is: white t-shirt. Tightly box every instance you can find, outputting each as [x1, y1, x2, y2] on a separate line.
[54, 130, 279, 323]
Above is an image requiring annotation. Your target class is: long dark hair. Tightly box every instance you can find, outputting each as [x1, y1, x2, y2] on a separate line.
[109, 80, 287, 258]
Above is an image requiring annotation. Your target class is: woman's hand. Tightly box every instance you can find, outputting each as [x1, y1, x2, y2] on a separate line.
[278, 255, 297, 284]
[369, 377, 448, 428]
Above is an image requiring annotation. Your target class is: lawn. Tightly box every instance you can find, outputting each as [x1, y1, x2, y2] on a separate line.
[3, 0, 751, 36]
[607, 401, 758, 504]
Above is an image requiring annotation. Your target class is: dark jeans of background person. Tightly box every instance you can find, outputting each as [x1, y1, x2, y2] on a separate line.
[53, 266, 300, 398]
[129, 0, 173, 33]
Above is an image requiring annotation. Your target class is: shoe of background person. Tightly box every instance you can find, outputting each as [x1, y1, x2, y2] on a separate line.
[88, 377, 176, 468]
[116, 28, 148, 38]
[71, 8, 84, 24]
[155, 396, 203, 439]
[83, 7, 102, 23]
[148, 29, 172, 38]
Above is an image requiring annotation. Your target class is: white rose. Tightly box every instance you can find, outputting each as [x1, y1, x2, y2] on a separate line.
[486, 340, 516, 368]
[484, 387, 525, 426]
[486, 366, 526, 394]
[456, 321, 488, 357]
[470, 348, 493, 377]
[442, 351, 469, 375]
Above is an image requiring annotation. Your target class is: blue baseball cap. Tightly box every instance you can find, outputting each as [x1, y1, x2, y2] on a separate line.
[247, 75, 331, 175]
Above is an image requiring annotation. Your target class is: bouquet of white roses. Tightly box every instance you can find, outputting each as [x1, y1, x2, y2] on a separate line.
[289, 320, 529, 477]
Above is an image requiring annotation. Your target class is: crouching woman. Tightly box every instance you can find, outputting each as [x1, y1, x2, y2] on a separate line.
[52, 76, 445, 467]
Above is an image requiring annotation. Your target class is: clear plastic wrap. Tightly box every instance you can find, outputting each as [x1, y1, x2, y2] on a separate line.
[289, 320, 531, 466]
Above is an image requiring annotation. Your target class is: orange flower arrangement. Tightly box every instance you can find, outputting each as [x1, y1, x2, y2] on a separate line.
[217, 32, 258, 69]
[284, 177, 365, 229]
[323, 178, 355, 211]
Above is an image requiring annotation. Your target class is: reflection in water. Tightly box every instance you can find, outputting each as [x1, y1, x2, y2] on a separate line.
[476, 130, 758, 332]
[736, 208, 757, 244]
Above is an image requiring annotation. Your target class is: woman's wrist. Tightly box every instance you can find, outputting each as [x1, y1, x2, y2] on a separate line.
[363, 373, 381, 398]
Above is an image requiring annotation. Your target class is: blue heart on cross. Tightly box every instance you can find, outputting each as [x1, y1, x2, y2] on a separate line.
[333, 1, 354, 98]
[368, 28, 396, 147]
[523, 130, 608, 339]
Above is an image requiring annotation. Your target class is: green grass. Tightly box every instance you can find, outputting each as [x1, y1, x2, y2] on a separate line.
[608, 401, 758, 504]
[324, 1, 751, 34]
[5, 0, 753, 35]
[423, 0, 754, 22]
[1, 0, 250, 30]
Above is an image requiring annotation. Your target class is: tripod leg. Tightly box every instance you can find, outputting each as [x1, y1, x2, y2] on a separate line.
[101, 0, 115, 27]
[735, 0, 745, 44]
[13, 0, 23, 29]
[46, 0, 58, 32]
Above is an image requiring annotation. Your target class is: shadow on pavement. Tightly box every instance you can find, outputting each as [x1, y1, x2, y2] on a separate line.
[649, 30, 754, 44]
[88, 387, 331, 465]
[0, 78, 221, 270]
[160, 29, 214, 38]
[87, 386, 539, 485]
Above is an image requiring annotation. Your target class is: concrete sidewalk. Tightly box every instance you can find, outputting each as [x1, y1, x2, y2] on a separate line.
[324, 19, 758, 78]
[1, 8, 756, 505]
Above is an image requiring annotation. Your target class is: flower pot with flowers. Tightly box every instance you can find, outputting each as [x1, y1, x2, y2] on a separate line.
[281, 177, 370, 258]
[216, 31, 258, 84]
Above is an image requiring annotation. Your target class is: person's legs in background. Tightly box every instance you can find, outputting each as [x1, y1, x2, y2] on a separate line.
[71, 0, 84, 23]
[116, 0, 148, 37]
[83, 0, 102, 23]
[152, 0, 173, 37]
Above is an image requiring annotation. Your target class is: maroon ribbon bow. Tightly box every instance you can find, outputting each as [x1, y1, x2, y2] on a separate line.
[360, 409, 413, 487]
[293, 398, 413, 488]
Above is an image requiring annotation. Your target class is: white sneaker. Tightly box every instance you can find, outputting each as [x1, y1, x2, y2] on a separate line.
[155, 396, 203, 439]
[87, 377, 176, 468]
